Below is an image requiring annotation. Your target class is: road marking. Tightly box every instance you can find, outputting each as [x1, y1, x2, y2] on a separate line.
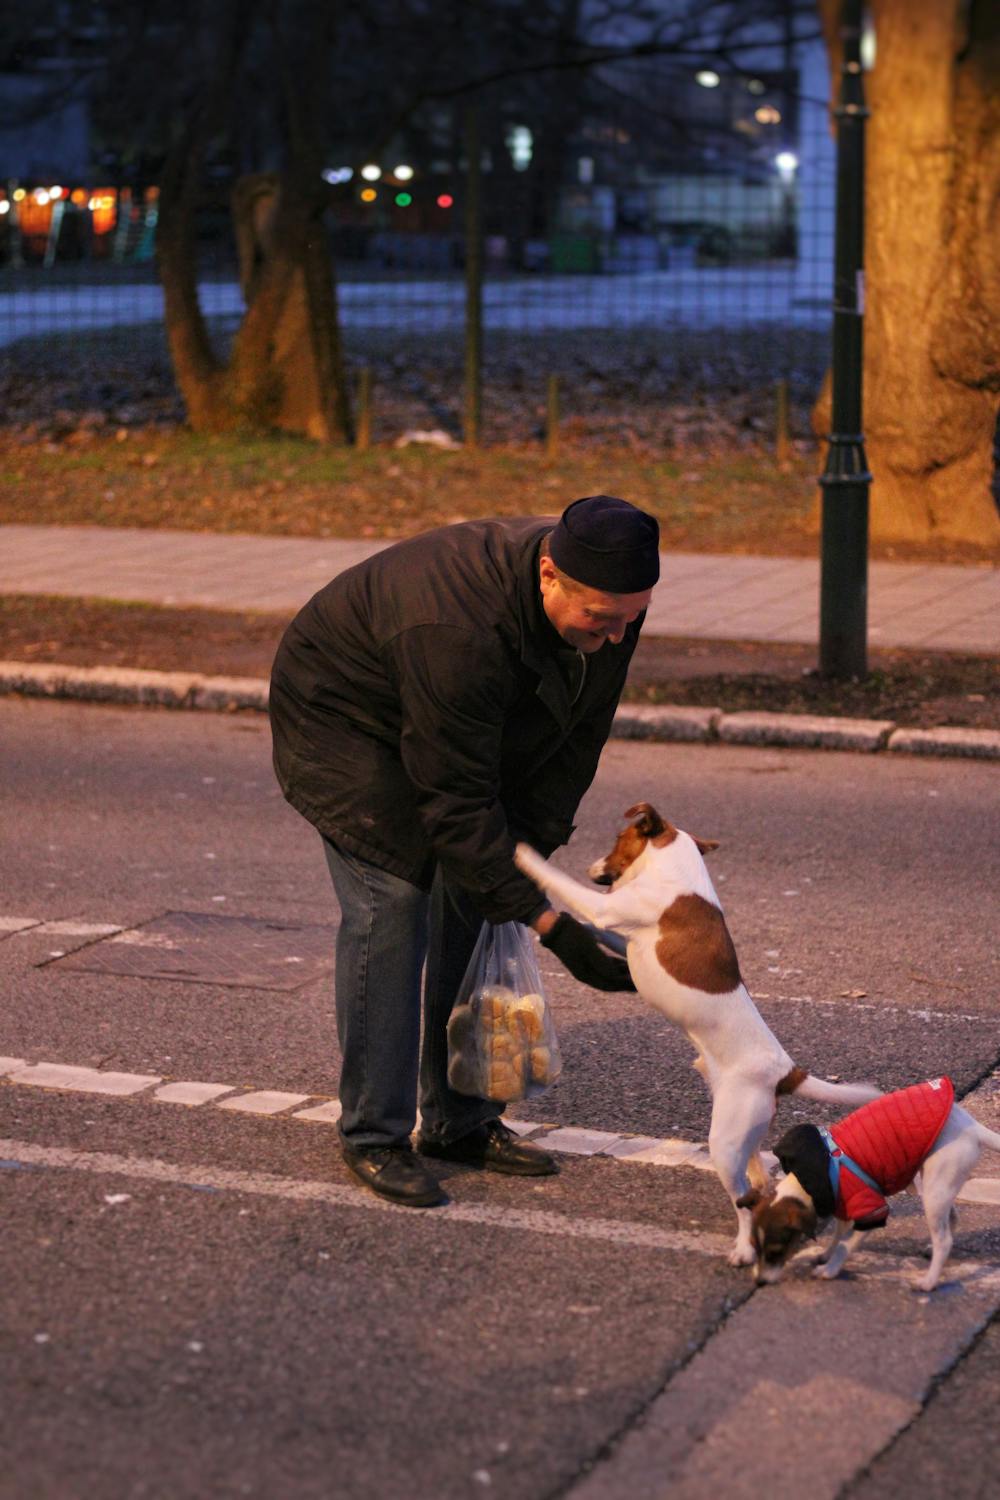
[2, 1135, 999, 1290]
[2, 1054, 999, 1205]
[0, 1136, 733, 1256]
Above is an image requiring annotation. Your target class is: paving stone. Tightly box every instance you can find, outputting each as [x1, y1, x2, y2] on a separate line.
[9, 1062, 162, 1095]
[612, 704, 720, 742]
[216, 1090, 312, 1116]
[291, 1100, 344, 1124]
[154, 1080, 238, 1106]
[605, 1135, 708, 1167]
[718, 711, 895, 751]
[542, 1126, 625, 1156]
[957, 1179, 1000, 1206]
[191, 676, 269, 711]
[887, 726, 1000, 760]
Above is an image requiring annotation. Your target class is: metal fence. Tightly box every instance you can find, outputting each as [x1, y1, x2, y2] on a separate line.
[0, 38, 837, 445]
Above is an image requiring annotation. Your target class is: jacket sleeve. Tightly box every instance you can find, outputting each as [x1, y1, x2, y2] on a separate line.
[388, 623, 550, 924]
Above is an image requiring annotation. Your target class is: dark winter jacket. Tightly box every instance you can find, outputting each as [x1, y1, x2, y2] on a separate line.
[269, 517, 644, 922]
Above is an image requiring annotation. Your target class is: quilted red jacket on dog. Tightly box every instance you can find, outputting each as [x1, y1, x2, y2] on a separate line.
[829, 1077, 955, 1227]
[775, 1078, 956, 1231]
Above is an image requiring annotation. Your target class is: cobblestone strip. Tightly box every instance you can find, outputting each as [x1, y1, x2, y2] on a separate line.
[3, 659, 999, 758]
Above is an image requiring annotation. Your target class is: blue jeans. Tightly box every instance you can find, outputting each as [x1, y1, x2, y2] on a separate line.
[321, 837, 502, 1150]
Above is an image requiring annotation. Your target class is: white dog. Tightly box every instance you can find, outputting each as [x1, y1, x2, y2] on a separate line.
[515, 802, 880, 1265]
[738, 1077, 1000, 1292]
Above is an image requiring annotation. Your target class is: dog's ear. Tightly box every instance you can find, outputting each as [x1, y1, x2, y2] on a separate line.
[692, 835, 720, 855]
[736, 1189, 762, 1210]
[624, 802, 666, 837]
[785, 1200, 818, 1239]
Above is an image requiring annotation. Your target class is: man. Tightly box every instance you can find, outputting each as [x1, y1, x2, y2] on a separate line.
[269, 495, 659, 1206]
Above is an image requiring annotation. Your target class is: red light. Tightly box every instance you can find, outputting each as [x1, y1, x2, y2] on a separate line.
[437, 194, 453, 208]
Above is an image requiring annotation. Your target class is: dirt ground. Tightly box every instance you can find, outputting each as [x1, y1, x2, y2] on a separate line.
[2, 324, 997, 565]
[2, 594, 995, 729]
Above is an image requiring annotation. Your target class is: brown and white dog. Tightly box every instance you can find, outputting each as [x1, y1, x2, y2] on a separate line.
[515, 803, 880, 1266]
[738, 1079, 1000, 1292]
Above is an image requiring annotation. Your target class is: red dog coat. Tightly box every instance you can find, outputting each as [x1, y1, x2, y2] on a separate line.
[828, 1077, 955, 1228]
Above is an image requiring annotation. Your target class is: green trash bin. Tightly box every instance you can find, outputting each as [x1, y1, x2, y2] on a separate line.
[549, 234, 601, 273]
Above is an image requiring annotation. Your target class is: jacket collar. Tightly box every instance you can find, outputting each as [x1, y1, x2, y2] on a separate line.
[774, 1123, 837, 1220]
[515, 532, 578, 730]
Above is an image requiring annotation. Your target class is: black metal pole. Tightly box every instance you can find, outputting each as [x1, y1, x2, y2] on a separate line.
[463, 103, 483, 448]
[818, 0, 872, 678]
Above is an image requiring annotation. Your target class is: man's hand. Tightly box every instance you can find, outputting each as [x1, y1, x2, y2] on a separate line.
[539, 913, 636, 993]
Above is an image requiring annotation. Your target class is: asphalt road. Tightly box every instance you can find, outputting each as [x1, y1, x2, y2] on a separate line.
[2, 699, 999, 1500]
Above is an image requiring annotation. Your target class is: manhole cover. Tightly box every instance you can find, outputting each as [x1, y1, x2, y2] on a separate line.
[46, 911, 336, 991]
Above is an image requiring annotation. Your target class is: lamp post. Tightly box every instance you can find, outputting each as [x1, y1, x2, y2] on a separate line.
[818, 0, 871, 679]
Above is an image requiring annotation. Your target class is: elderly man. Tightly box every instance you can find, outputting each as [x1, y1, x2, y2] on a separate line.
[269, 495, 660, 1206]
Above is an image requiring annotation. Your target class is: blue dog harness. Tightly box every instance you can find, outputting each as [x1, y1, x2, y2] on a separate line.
[819, 1125, 883, 1201]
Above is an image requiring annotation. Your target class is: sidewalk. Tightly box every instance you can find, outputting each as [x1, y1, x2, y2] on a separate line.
[1, 523, 998, 652]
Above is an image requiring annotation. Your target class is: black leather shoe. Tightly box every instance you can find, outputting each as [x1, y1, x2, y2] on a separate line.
[417, 1120, 558, 1177]
[341, 1143, 446, 1206]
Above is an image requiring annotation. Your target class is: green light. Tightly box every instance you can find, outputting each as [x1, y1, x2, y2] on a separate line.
[395, 192, 412, 207]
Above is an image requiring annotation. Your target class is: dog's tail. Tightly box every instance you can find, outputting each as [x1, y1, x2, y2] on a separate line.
[778, 1065, 881, 1107]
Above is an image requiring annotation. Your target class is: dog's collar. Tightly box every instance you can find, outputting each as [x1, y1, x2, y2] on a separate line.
[818, 1125, 883, 1200]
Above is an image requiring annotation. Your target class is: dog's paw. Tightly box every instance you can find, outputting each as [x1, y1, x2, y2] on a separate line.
[728, 1242, 756, 1268]
[813, 1262, 843, 1280]
[912, 1274, 940, 1295]
[796, 1247, 829, 1268]
[514, 843, 540, 875]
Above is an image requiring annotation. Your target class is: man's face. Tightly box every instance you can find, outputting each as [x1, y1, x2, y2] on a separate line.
[539, 557, 653, 654]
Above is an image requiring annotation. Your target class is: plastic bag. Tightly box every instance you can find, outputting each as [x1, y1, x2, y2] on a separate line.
[447, 922, 562, 1102]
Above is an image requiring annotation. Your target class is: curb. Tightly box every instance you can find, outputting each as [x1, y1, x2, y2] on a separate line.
[2, 660, 999, 761]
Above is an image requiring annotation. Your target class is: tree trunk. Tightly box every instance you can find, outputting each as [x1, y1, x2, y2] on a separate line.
[817, 0, 1000, 546]
[156, 7, 352, 445]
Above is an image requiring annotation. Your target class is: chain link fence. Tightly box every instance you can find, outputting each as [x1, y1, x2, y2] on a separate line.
[0, 38, 836, 449]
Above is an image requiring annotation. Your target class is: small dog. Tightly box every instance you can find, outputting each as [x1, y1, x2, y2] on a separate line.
[515, 803, 880, 1266]
[738, 1076, 1000, 1291]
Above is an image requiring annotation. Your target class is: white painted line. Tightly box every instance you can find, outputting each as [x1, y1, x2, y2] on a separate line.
[28, 920, 124, 937]
[292, 1100, 343, 1125]
[543, 1126, 625, 1156]
[0, 1136, 734, 1256]
[216, 1090, 313, 1116]
[154, 1081, 238, 1106]
[2, 1135, 999, 1284]
[7, 1062, 162, 1096]
[0, 917, 41, 934]
[1, 1054, 998, 1209]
